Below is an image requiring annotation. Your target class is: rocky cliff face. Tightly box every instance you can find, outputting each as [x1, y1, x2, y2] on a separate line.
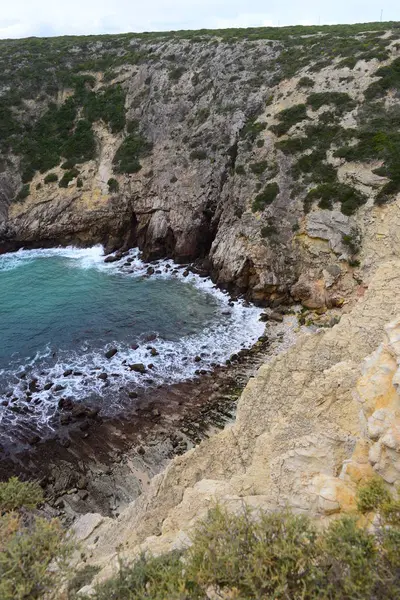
[1, 24, 400, 304]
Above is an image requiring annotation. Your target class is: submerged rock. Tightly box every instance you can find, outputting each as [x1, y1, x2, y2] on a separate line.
[105, 348, 118, 359]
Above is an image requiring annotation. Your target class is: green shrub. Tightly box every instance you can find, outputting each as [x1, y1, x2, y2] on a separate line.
[190, 149, 207, 160]
[252, 182, 279, 212]
[15, 184, 30, 202]
[305, 182, 366, 215]
[235, 164, 245, 175]
[62, 159, 76, 170]
[84, 85, 126, 133]
[249, 160, 268, 175]
[107, 177, 119, 193]
[342, 229, 361, 255]
[307, 91, 356, 114]
[261, 224, 278, 237]
[270, 104, 308, 136]
[256, 139, 265, 147]
[44, 172, 58, 184]
[0, 477, 75, 600]
[365, 57, 400, 100]
[297, 76, 314, 88]
[77, 177, 83, 188]
[59, 168, 79, 188]
[0, 477, 43, 512]
[113, 130, 153, 174]
[357, 477, 391, 513]
[240, 117, 267, 142]
[169, 67, 185, 81]
[89, 552, 197, 600]
[63, 119, 96, 163]
[68, 565, 101, 598]
[196, 108, 210, 124]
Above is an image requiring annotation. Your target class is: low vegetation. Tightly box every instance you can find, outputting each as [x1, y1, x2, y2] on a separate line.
[1, 476, 399, 599]
[270, 104, 308, 136]
[252, 182, 280, 212]
[0, 477, 75, 600]
[84, 477, 400, 600]
[113, 124, 153, 173]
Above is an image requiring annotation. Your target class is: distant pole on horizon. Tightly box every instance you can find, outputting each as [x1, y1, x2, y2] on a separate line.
[318, 16, 321, 26]
[380, 9, 383, 22]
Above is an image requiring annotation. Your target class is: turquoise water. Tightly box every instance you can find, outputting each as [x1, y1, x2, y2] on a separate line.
[0, 246, 263, 441]
[0, 251, 218, 368]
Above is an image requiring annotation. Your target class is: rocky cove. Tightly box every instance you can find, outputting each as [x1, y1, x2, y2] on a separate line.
[2, 21, 400, 595]
[0, 247, 299, 517]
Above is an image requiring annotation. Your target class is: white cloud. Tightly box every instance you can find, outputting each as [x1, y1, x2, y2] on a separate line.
[0, 0, 397, 39]
[212, 13, 274, 29]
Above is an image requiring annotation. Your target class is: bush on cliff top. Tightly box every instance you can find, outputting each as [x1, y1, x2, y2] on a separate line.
[86, 481, 400, 600]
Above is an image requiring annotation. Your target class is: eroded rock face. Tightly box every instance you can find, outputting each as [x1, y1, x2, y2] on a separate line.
[72, 257, 400, 584]
[2, 34, 400, 303]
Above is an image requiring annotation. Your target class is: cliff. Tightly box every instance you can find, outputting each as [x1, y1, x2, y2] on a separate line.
[2, 22, 400, 592]
[1, 23, 400, 304]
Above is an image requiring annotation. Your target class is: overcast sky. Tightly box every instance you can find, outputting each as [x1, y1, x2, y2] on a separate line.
[0, 1, 399, 40]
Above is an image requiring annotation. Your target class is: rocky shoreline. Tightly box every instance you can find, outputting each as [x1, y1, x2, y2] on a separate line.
[0, 307, 299, 523]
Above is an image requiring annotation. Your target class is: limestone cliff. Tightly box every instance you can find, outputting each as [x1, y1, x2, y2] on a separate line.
[1, 24, 400, 304]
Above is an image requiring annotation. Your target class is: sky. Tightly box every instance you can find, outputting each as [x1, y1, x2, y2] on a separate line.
[0, 0, 399, 40]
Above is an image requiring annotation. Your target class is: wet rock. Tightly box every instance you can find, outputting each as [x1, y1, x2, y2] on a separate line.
[43, 382, 53, 390]
[60, 414, 71, 425]
[71, 405, 89, 419]
[29, 378, 39, 393]
[137, 446, 145, 455]
[152, 408, 161, 418]
[58, 397, 75, 411]
[29, 434, 41, 445]
[86, 408, 100, 419]
[104, 254, 122, 263]
[146, 266, 155, 275]
[128, 391, 138, 399]
[259, 312, 269, 322]
[194, 356, 202, 363]
[63, 369, 73, 377]
[269, 311, 284, 322]
[18, 372, 26, 379]
[54, 384, 65, 392]
[183, 270, 190, 277]
[73, 371, 83, 376]
[150, 348, 158, 357]
[131, 343, 139, 350]
[144, 333, 157, 343]
[98, 373, 108, 381]
[105, 348, 118, 359]
[80, 421, 90, 431]
[6, 391, 12, 398]
[60, 438, 71, 448]
[129, 363, 146, 374]
[1, 400, 9, 407]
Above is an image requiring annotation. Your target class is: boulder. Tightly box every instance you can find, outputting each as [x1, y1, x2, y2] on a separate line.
[129, 363, 146, 374]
